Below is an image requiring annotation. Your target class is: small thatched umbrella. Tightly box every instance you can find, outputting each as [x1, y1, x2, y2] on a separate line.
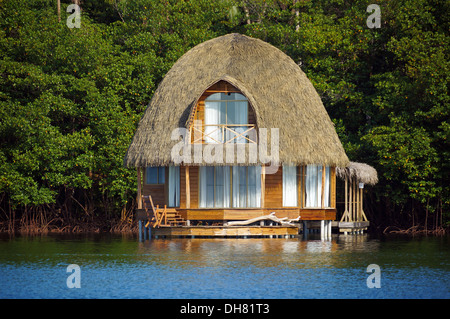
[336, 162, 378, 186]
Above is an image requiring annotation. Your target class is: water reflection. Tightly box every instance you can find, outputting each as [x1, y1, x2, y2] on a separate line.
[1, 234, 448, 299]
[135, 236, 381, 271]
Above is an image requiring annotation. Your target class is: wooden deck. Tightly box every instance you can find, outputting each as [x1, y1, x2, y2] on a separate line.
[136, 208, 336, 221]
[136, 195, 336, 239]
[338, 221, 370, 234]
[151, 225, 299, 238]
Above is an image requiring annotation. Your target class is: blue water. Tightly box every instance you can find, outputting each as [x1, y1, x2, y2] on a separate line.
[0, 234, 449, 299]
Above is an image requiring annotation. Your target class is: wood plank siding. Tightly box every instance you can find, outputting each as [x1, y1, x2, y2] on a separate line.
[140, 165, 336, 221]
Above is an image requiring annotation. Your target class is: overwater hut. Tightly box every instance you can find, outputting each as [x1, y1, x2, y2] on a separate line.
[124, 33, 351, 238]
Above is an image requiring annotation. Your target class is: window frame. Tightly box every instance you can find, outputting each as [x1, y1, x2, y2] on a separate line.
[145, 167, 165, 185]
[198, 166, 261, 209]
[204, 92, 250, 144]
[303, 164, 331, 208]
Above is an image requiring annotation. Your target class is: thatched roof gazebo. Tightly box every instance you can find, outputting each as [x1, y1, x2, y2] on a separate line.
[123, 33, 358, 239]
[336, 162, 378, 234]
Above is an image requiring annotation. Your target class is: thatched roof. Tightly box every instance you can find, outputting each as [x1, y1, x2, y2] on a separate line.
[336, 162, 378, 185]
[124, 33, 349, 167]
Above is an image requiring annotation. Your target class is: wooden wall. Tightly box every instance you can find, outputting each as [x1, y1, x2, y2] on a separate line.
[180, 166, 199, 209]
[142, 184, 165, 207]
[264, 166, 282, 207]
[141, 165, 336, 212]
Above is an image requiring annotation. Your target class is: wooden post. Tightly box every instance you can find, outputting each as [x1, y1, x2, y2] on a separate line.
[355, 180, 359, 222]
[357, 184, 361, 221]
[348, 180, 353, 222]
[303, 165, 306, 208]
[360, 187, 363, 221]
[138, 220, 143, 242]
[327, 220, 332, 238]
[361, 187, 368, 221]
[137, 168, 142, 209]
[303, 221, 308, 239]
[321, 165, 326, 208]
[155, 205, 160, 227]
[185, 166, 190, 209]
[261, 165, 266, 208]
[331, 167, 336, 208]
[298, 165, 303, 208]
[164, 205, 167, 226]
[352, 180, 356, 222]
[344, 176, 348, 221]
[320, 220, 325, 240]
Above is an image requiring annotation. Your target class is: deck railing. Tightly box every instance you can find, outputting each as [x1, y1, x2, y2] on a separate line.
[190, 124, 257, 144]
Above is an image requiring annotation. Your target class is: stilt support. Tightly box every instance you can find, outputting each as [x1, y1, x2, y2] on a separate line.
[321, 220, 332, 240]
[303, 221, 309, 240]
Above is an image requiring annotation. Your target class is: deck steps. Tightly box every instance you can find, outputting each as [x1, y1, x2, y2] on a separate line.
[141, 195, 187, 227]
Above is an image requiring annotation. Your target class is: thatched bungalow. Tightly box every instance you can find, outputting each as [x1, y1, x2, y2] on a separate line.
[124, 33, 350, 238]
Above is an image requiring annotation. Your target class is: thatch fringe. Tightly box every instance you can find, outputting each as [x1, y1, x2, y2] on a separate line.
[124, 33, 349, 168]
[336, 162, 378, 185]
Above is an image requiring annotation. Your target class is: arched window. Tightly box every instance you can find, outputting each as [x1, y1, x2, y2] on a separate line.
[204, 93, 250, 143]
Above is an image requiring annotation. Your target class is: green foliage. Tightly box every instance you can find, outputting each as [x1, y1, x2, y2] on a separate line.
[363, 116, 439, 204]
[0, 0, 448, 230]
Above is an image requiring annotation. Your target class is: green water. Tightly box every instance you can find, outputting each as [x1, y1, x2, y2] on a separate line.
[0, 234, 449, 299]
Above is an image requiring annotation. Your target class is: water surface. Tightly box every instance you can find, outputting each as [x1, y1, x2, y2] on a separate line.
[0, 234, 449, 299]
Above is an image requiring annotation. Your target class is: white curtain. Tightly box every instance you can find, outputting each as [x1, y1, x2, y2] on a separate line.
[215, 166, 224, 207]
[305, 165, 331, 207]
[223, 166, 231, 208]
[324, 166, 330, 207]
[232, 166, 246, 207]
[305, 164, 321, 207]
[214, 166, 231, 208]
[205, 93, 248, 144]
[227, 100, 248, 143]
[203, 166, 215, 207]
[204, 99, 222, 143]
[168, 166, 180, 207]
[248, 166, 261, 207]
[199, 167, 205, 207]
[199, 166, 261, 208]
[283, 165, 298, 206]
[199, 166, 231, 208]
[232, 166, 261, 208]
